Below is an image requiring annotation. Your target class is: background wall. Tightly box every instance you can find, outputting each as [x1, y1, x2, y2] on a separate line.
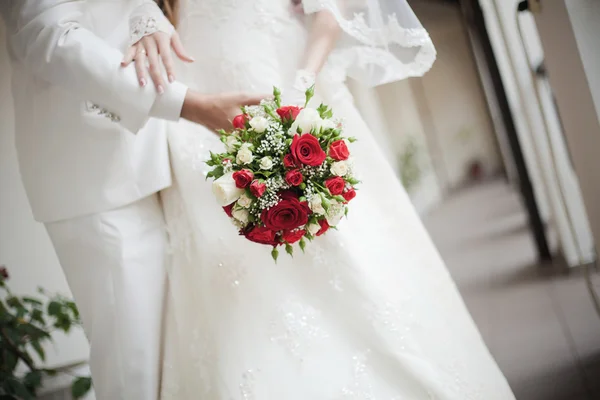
[413, 1, 503, 191]
[0, 22, 89, 368]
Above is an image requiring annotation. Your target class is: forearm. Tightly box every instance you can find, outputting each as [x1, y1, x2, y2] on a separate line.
[300, 10, 341, 75]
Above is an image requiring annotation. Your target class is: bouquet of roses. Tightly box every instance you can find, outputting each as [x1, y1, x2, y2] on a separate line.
[206, 87, 358, 261]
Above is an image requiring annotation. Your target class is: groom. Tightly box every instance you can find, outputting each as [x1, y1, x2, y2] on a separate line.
[1, 1, 261, 399]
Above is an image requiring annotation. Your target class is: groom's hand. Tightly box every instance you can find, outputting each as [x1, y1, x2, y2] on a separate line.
[181, 91, 266, 132]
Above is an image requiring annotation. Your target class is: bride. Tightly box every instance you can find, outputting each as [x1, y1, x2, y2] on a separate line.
[133, 0, 516, 398]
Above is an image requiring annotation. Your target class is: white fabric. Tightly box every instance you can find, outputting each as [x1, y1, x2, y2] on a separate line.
[129, 2, 175, 46]
[159, 1, 516, 399]
[0, 0, 187, 222]
[45, 195, 168, 400]
[303, 0, 437, 87]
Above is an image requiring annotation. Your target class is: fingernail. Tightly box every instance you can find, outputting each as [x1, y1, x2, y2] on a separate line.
[158, 85, 165, 94]
[140, 78, 146, 87]
[188, 56, 195, 62]
[168, 75, 175, 83]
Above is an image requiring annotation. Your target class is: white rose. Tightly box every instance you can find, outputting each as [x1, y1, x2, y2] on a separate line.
[330, 161, 349, 177]
[307, 222, 321, 236]
[249, 116, 269, 133]
[236, 148, 254, 165]
[319, 118, 337, 131]
[309, 196, 326, 215]
[237, 193, 253, 208]
[212, 172, 245, 206]
[232, 208, 250, 224]
[225, 136, 239, 152]
[290, 108, 322, 135]
[240, 142, 253, 150]
[259, 156, 274, 170]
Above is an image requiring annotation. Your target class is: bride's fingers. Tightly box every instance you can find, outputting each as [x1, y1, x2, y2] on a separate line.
[157, 37, 176, 83]
[134, 47, 148, 87]
[143, 38, 166, 94]
[171, 33, 195, 63]
[121, 46, 137, 67]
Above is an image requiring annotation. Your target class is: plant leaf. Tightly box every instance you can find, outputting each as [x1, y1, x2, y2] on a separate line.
[24, 371, 43, 390]
[71, 377, 93, 399]
[30, 340, 46, 362]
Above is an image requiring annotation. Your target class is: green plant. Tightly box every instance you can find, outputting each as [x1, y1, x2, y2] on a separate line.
[0, 266, 92, 399]
[398, 136, 422, 192]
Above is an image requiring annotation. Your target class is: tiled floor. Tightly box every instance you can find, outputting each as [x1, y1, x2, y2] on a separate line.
[423, 180, 600, 400]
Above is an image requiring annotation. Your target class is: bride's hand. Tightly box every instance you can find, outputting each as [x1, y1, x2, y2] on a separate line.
[121, 31, 194, 94]
[181, 91, 267, 132]
[282, 70, 316, 106]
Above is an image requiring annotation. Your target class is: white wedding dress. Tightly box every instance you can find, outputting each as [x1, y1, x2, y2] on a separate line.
[159, 1, 516, 399]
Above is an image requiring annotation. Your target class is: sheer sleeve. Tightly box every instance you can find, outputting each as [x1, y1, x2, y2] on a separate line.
[302, 0, 436, 87]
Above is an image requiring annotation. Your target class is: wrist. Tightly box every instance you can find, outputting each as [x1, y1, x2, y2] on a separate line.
[293, 69, 316, 92]
[181, 90, 202, 121]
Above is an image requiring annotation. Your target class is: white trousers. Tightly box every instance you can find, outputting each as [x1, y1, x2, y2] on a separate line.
[45, 195, 168, 400]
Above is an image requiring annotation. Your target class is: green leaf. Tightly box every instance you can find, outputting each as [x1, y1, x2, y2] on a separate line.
[47, 301, 61, 317]
[5, 378, 34, 400]
[271, 248, 279, 263]
[71, 377, 93, 399]
[23, 371, 43, 390]
[21, 298, 43, 307]
[285, 243, 294, 257]
[347, 137, 357, 143]
[30, 340, 46, 362]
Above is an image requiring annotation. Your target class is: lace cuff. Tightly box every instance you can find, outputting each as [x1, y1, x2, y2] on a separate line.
[129, 2, 175, 46]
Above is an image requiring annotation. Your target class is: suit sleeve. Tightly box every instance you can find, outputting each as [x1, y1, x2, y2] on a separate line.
[4, 0, 187, 133]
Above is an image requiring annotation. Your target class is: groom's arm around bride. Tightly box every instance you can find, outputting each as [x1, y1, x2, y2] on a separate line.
[1, 1, 259, 399]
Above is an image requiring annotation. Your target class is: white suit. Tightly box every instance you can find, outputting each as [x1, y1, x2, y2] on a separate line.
[1, 1, 186, 398]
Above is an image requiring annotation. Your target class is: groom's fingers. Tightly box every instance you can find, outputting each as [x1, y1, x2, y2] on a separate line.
[243, 94, 270, 106]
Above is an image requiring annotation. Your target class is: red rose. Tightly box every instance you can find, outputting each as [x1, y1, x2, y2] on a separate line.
[285, 169, 303, 186]
[329, 140, 350, 161]
[282, 229, 306, 244]
[283, 153, 297, 168]
[0, 266, 8, 280]
[223, 203, 235, 217]
[233, 169, 254, 188]
[290, 134, 327, 166]
[342, 188, 356, 202]
[277, 106, 302, 121]
[325, 176, 345, 195]
[316, 219, 329, 236]
[232, 114, 248, 129]
[261, 191, 310, 231]
[244, 226, 279, 247]
[250, 180, 266, 197]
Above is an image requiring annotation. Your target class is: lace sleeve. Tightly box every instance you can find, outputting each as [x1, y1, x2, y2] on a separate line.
[129, 1, 175, 46]
[301, 0, 436, 87]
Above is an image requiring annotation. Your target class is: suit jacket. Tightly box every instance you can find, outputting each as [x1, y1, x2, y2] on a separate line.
[1, 0, 187, 222]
